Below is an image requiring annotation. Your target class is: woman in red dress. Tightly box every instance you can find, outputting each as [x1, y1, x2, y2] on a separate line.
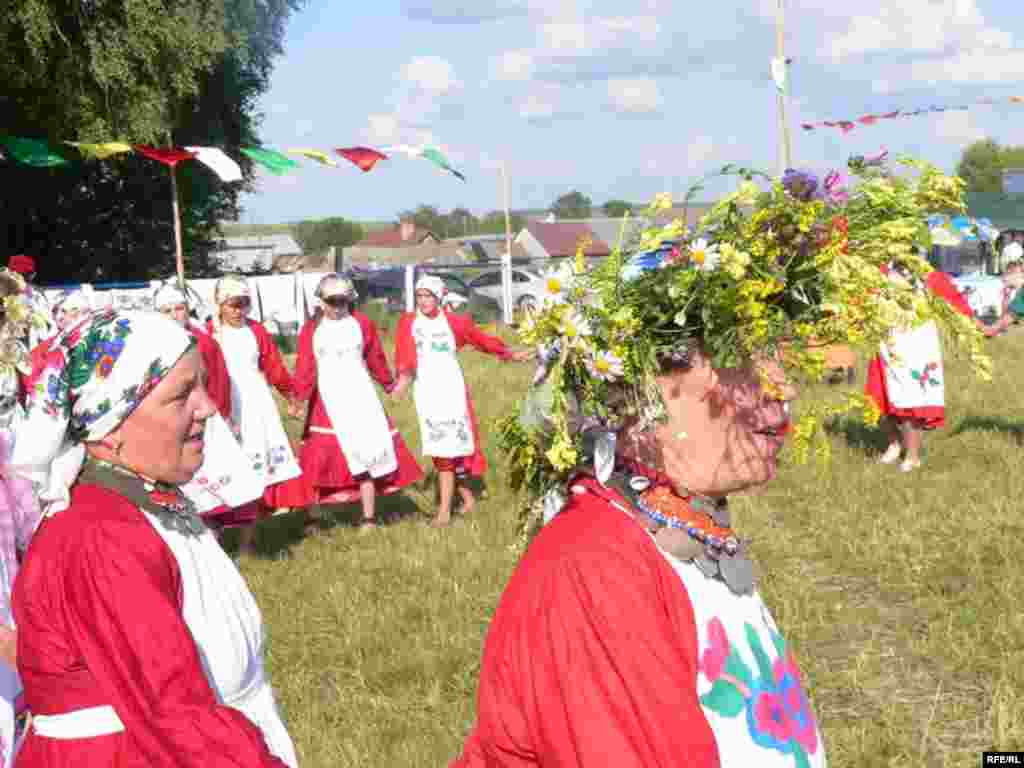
[392, 276, 531, 527]
[288, 274, 422, 534]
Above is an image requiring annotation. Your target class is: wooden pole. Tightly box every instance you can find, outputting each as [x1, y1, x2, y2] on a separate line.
[170, 165, 186, 292]
[776, 0, 793, 175]
[501, 161, 514, 326]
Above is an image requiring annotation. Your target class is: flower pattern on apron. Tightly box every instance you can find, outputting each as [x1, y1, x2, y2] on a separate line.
[411, 313, 474, 459]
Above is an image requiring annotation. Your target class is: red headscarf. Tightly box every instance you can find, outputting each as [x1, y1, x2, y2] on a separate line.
[8, 254, 36, 275]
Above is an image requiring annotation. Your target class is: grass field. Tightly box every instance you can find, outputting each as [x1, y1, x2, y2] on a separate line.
[236, 321, 1024, 768]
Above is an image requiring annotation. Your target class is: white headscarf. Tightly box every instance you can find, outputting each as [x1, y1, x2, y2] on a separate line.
[11, 309, 194, 517]
[415, 275, 446, 301]
[53, 290, 91, 316]
[1003, 241, 1023, 263]
[315, 273, 358, 302]
[153, 283, 189, 310]
[214, 274, 251, 304]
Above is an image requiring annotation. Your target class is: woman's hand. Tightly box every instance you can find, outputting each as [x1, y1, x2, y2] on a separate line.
[0, 625, 16, 670]
[510, 348, 536, 363]
[287, 400, 304, 419]
[391, 375, 411, 398]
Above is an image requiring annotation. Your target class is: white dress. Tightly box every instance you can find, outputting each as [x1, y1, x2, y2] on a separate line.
[410, 312, 474, 458]
[145, 515, 298, 766]
[312, 316, 396, 477]
[657, 542, 828, 768]
[217, 325, 301, 491]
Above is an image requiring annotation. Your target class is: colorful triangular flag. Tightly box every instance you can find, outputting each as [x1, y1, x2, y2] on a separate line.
[335, 147, 388, 172]
[421, 147, 466, 181]
[287, 148, 339, 167]
[65, 141, 133, 160]
[185, 146, 243, 182]
[0, 136, 69, 167]
[239, 146, 299, 175]
[134, 145, 197, 167]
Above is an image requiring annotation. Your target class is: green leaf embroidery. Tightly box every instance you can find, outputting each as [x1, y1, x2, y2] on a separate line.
[793, 743, 811, 768]
[770, 629, 787, 659]
[725, 649, 754, 687]
[745, 623, 774, 682]
[700, 679, 745, 717]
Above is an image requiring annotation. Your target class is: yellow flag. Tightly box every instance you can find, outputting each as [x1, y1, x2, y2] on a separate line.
[287, 148, 338, 167]
[65, 142, 134, 160]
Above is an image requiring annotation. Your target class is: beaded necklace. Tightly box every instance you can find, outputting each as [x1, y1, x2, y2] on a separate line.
[613, 459, 756, 595]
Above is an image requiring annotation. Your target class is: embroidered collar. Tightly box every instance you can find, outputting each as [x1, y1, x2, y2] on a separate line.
[79, 459, 207, 537]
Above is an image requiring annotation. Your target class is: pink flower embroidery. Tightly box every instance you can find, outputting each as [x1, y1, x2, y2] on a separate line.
[700, 617, 731, 682]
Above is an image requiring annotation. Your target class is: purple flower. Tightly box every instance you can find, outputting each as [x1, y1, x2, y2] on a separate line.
[782, 169, 818, 202]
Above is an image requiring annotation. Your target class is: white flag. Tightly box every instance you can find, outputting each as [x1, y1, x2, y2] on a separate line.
[185, 146, 243, 183]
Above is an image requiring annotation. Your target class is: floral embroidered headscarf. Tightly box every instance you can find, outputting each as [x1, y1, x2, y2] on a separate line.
[214, 274, 251, 305]
[11, 309, 194, 517]
[315, 273, 358, 302]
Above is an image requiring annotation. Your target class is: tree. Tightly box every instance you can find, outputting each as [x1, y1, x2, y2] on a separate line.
[0, 0, 305, 283]
[955, 139, 1024, 194]
[292, 217, 365, 256]
[550, 190, 592, 219]
[602, 200, 633, 218]
[476, 211, 526, 236]
[448, 207, 477, 236]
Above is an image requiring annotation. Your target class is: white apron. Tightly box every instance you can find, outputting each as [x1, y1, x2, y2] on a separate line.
[411, 313, 474, 458]
[0, 543, 20, 768]
[879, 320, 945, 411]
[658, 543, 828, 768]
[181, 414, 265, 514]
[218, 325, 301, 490]
[313, 317, 397, 477]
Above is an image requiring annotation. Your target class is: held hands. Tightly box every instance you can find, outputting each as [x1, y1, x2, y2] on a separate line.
[0, 625, 16, 670]
[509, 348, 536, 363]
[391, 376, 411, 399]
[287, 399, 305, 420]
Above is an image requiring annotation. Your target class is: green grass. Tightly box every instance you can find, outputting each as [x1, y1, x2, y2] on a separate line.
[238, 325, 1024, 768]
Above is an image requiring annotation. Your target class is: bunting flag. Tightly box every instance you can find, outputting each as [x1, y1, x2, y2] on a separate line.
[287, 148, 338, 166]
[185, 146, 243, 182]
[422, 147, 466, 181]
[801, 94, 1024, 134]
[239, 146, 300, 175]
[0, 136, 69, 167]
[134, 145, 197, 167]
[335, 146, 388, 172]
[65, 141, 134, 160]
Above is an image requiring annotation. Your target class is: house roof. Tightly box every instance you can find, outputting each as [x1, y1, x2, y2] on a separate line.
[524, 221, 610, 257]
[356, 226, 440, 248]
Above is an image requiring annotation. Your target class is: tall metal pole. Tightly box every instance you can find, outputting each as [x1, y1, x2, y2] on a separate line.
[776, 0, 793, 176]
[501, 161, 514, 326]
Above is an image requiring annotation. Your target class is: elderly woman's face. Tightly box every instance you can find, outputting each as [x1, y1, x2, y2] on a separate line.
[105, 348, 216, 485]
[415, 289, 439, 316]
[638, 354, 796, 497]
[220, 296, 250, 327]
[159, 303, 190, 327]
[56, 308, 84, 332]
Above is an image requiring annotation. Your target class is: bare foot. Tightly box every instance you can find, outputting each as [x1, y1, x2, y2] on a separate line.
[429, 516, 451, 528]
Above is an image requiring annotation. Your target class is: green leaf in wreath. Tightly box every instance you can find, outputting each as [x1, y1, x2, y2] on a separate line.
[745, 623, 774, 682]
[793, 743, 811, 768]
[699, 679, 745, 718]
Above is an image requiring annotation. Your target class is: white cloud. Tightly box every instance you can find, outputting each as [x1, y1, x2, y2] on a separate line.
[366, 113, 402, 144]
[607, 78, 661, 114]
[400, 55, 460, 95]
[538, 15, 660, 55]
[520, 92, 557, 120]
[932, 110, 985, 144]
[491, 49, 535, 81]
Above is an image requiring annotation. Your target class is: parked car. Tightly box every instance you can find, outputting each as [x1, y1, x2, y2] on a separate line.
[468, 268, 546, 314]
[362, 267, 501, 323]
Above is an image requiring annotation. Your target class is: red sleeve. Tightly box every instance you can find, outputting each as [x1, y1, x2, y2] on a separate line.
[291, 319, 318, 402]
[453, 537, 717, 766]
[249, 321, 293, 395]
[448, 312, 512, 360]
[926, 271, 975, 319]
[394, 314, 418, 377]
[192, 329, 232, 420]
[64, 515, 286, 767]
[356, 312, 395, 391]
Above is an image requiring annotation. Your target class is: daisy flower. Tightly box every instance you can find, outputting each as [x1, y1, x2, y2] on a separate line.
[689, 238, 720, 271]
[586, 350, 624, 381]
[562, 310, 593, 346]
[543, 266, 574, 305]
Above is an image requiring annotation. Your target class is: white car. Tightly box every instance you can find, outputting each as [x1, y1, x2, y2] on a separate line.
[468, 268, 545, 314]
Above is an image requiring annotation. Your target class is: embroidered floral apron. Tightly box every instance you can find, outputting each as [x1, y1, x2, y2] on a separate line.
[180, 413, 265, 514]
[313, 317, 397, 477]
[411, 312, 474, 458]
[658, 543, 828, 768]
[880, 320, 944, 412]
[218, 325, 301, 489]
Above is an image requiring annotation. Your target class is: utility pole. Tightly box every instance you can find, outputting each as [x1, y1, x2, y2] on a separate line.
[775, 0, 793, 176]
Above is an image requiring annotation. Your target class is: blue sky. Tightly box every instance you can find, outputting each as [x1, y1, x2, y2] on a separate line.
[239, 0, 1024, 225]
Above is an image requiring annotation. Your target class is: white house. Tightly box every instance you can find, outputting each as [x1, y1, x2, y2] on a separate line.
[213, 234, 303, 273]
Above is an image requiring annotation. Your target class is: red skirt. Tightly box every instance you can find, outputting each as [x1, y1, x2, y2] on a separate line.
[865, 356, 945, 429]
[300, 428, 423, 504]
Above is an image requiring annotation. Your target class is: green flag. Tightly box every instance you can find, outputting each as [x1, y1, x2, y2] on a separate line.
[239, 146, 299, 175]
[0, 136, 69, 167]
[421, 147, 466, 181]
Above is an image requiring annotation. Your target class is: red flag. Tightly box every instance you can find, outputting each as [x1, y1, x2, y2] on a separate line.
[857, 114, 878, 125]
[134, 145, 197, 167]
[335, 147, 387, 172]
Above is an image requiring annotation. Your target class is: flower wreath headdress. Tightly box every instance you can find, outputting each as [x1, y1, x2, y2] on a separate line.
[0, 268, 51, 377]
[499, 156, 991, 541]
